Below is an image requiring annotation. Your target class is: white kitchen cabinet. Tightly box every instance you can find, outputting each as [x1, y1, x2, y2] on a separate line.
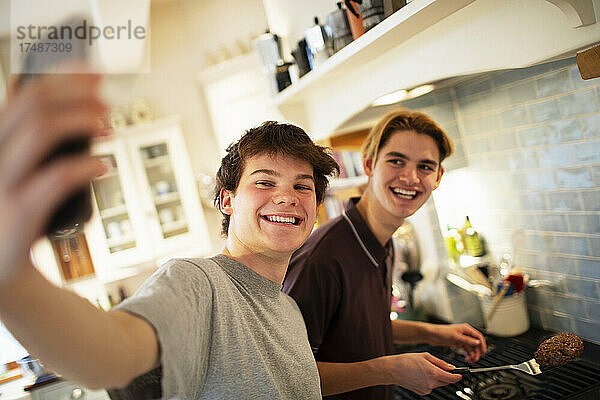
[31, 116, 212, 288]
[85, 115, 212, 278]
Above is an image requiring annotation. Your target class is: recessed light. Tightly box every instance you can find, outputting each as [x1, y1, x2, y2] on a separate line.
[371, 89, 408, 106]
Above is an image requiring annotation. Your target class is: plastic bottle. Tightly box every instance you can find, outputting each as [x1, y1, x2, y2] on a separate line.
[444, 225, 463, 264]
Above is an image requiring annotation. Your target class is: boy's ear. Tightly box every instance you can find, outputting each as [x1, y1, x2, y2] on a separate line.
[433, 166, 445, 190]
[219, 188, 233, 215]
[363, 158, 374, 177]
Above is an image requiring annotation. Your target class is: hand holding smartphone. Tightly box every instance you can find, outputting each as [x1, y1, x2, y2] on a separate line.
[18, 18, 95, 237]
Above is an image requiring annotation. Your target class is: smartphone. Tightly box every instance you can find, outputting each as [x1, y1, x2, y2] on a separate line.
[19, 18, 93, 237]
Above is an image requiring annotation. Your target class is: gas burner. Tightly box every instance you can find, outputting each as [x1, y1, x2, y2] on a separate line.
[466, 371, 542, 400]
[478, 383, 521, 400]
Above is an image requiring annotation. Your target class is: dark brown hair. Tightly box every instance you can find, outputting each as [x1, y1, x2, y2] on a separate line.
[214, 121, 339, 236]
[361, 109, 454, 166]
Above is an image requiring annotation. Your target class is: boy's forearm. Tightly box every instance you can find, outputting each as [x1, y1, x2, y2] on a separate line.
[0, 263, 158, 389]
[317, 358, 391, 396]
[391, 319, 434, 344]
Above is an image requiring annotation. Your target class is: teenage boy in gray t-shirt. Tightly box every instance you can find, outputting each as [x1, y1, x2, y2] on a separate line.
[0, 73, 339, 399]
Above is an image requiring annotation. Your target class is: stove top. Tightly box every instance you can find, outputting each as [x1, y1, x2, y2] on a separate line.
[394, 329, 600, 400]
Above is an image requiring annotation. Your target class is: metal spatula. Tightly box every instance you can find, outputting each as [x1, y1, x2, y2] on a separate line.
[453, 358, 542, 375]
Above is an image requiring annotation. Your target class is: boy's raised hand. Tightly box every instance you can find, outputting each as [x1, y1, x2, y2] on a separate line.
[0, 73, 108, 283]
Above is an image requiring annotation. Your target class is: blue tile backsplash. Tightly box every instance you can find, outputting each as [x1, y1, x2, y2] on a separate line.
[395, 58, 600, 343]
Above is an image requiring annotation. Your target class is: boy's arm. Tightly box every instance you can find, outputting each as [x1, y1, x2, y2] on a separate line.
[317, 352, 461, 396]
[392, 320, 486, 363]
[0, 72, 159, 390]
[0, 266, 159, 389]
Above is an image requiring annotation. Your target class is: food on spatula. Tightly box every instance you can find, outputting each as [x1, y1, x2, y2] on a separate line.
[534, 333, 584, 368]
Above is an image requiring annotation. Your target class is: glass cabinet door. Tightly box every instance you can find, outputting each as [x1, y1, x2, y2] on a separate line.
[139, 143, 189, 239]
[91, 154, 137, 253]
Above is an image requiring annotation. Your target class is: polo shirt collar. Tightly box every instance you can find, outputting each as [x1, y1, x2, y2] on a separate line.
[343, 197, 392, 269]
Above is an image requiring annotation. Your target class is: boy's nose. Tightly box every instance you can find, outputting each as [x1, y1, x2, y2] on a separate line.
[398, 167, 419, 185]
[273, 189, 299, 206]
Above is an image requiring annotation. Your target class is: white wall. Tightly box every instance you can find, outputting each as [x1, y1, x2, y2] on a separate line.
[262, 0, 338, 56]
[100, 0, 269, 250]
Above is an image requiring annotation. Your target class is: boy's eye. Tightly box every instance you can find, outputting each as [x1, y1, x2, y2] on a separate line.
[419, 164, 434, 171]
[389, 159, 404, 166]
[295, 184, 313, 191]
[256, 181, 274, 187]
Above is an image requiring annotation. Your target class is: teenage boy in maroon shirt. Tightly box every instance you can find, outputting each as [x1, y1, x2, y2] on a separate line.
[284, 109, 487, 399]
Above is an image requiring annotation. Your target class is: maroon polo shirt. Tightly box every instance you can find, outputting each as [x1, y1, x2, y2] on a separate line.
[284, 198, 394, 400]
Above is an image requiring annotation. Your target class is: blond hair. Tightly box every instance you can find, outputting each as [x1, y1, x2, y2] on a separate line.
[361, 109, 454, 166]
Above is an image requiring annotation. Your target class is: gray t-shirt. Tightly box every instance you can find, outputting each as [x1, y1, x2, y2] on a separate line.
[117, 255, 321, 400]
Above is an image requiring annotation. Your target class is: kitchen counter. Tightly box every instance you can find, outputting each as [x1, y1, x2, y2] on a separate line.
[0, 376, 33, 400]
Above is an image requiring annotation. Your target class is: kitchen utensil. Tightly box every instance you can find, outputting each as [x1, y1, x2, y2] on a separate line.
[275, 62, 294, 92]
[485, 281, 511, 324]
[446, 273, 492, 297]
[454, 358, 542, 375]
[464, 265, 492, 289]
[345, 0, 365, 39]
[305, 17, 333, 69]
[253, 31, 285, 94]
[481, 290, 529, 337]
[327, 2, 354, 53]
[392, 221, 422, 312]
[506, 272, 524, 292]
[17, 356, 53, 379]
[253, 31, 283, 74]
[357, 0, 385, 31]
[383, 0, 406, 17]
[292, 39, 312, 77]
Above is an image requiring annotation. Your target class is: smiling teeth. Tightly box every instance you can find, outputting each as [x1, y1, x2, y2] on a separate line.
[392, 188, 416, 196]
[267, 215, 296, 224]
[392, 188, 417, 199]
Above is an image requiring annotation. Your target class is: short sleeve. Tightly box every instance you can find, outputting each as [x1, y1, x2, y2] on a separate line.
[115, 259, 213, 399]
[285, 252, 342, 355]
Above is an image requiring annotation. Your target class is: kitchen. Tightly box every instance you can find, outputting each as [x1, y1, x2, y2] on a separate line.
[0, 0, 600, 399]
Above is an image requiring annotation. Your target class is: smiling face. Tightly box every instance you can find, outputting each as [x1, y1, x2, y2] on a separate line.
[220, 153, 318, 257]
[364, 129, 444, 225]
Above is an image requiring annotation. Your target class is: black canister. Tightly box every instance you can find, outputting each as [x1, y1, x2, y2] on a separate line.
[275, 62, 293, 92]
[292, 39, 312, 77]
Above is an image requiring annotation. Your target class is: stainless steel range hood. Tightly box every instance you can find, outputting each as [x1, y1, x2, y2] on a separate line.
[273, 0, 600, 140]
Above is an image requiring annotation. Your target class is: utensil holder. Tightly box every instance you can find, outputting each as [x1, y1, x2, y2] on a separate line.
[480, 291, 529, 336]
